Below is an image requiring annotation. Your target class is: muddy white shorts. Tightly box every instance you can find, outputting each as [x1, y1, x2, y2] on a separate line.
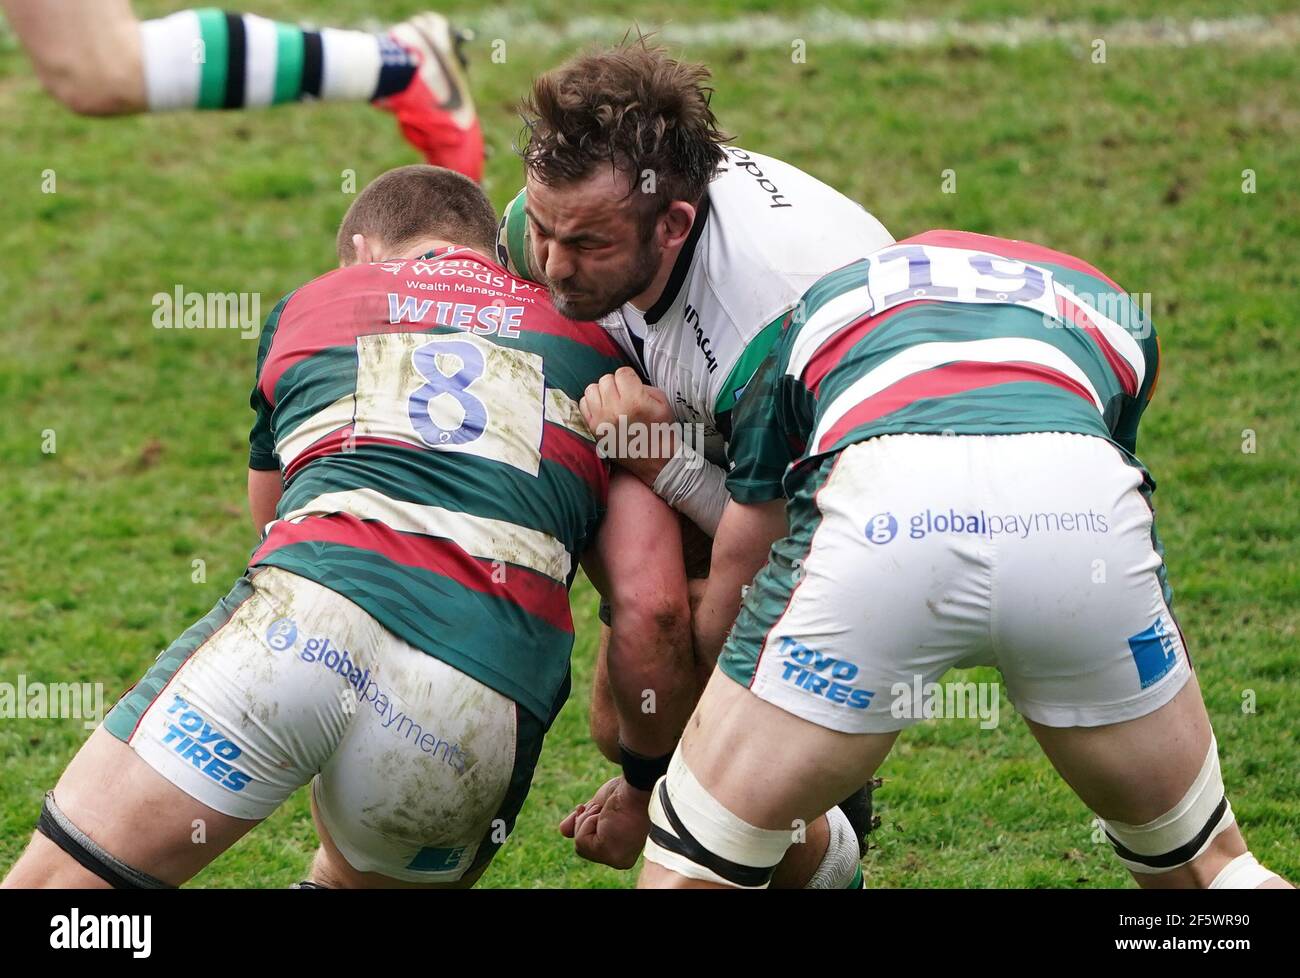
[719, 432, 1192, 733]
[103, 566, 546, 882]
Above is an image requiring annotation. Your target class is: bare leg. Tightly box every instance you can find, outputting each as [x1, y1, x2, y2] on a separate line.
[3, 725, 258, 887]
[1024, 673, 1292, 889]
[2, 0, 145, 114]
[639, 671, 898, 888]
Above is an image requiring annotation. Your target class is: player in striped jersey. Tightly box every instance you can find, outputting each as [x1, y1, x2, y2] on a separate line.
[4, 166, 694, 889]
[1, 3, 483, 179]
[639, 231, 1293, 889]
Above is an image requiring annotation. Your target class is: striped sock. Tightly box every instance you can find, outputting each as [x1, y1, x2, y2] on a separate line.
[139, 9, 419, 111]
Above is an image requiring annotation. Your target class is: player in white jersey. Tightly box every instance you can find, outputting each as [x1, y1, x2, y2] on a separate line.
[500, 144, 893, 475]
[499, 40, 891, 885]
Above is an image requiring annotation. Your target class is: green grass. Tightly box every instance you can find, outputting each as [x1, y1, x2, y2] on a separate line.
[0, 1, 1296, 888]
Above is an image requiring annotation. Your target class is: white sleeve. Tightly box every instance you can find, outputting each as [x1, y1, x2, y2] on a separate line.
[651, 441, 730, 537]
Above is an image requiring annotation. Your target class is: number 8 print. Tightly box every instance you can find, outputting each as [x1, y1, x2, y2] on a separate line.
[408, 340, 488, 446]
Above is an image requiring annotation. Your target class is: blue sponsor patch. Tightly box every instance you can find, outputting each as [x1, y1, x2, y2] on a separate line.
[160, 694, 254, 793]
[1127, 618, 1180, 689]
[407, 845, 470, 873]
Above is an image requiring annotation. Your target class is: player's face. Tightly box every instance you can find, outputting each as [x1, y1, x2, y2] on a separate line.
[524, 167, 663, 321]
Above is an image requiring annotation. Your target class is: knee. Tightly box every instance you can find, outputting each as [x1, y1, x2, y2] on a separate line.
[42, 64, 138, 116]
[29, 37, 140, 116]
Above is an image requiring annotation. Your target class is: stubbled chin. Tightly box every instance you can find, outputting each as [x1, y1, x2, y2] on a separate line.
[554, 296, 602, 321]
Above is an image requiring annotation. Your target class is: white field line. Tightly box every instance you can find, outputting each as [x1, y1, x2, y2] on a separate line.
[450, 10, 1300, 49]
[8, 11, 1288, 52]
[1, 10, 1294, 51]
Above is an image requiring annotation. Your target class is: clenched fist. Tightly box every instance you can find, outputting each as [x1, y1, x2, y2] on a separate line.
[579, 366, 678, 485]
[558, 776, 654, 871]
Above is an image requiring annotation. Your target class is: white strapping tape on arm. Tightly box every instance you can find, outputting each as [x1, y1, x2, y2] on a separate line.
[651, 441, 730, 537]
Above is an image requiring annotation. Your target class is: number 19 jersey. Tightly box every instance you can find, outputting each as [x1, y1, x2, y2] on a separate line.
[728, 230, 1161, 504]
[247, 248, 626, 722]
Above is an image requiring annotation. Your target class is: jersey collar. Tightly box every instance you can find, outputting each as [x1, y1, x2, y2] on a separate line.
[643, 193, 711, 326]
[416, 246, 503, 270]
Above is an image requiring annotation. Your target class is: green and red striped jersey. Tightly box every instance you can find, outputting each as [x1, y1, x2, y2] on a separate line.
[247, 247, 626, 721]
[727, 230, 1161, 502]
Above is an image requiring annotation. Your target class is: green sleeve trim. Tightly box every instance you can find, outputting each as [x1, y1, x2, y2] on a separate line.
[272, 22, 305, 105]
[195, 9, 229, 110]
[726, 478, 786, 504]
[248, 290, 296, 471]
[248, 452, 280, 471]
[714, 313, 785, 415]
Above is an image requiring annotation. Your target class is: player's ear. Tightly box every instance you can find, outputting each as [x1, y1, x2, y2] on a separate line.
[658, 200, 697, 251]
[346, 233, 376, 266]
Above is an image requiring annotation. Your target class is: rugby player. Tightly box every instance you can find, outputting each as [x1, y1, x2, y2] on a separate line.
[637, 230, 1295, 889]
[1, 164, 683, 888]
[497, 40, 892, 881]
[0, 2, 483, 179]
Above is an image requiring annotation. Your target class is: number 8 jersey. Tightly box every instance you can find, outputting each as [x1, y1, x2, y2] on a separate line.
[247, 247, 626, 723]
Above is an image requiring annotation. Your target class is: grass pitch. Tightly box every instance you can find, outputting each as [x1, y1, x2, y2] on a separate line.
[0, 0, 1296, 887]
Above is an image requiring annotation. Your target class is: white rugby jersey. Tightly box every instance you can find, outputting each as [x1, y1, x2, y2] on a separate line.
[497, 147, 894, 464]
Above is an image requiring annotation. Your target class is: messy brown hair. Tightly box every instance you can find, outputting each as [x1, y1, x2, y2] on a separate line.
[336, 165, 498, 262]
[518, 38, 730, 222]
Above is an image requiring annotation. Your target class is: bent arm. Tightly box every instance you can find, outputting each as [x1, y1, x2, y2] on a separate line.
[692, 497, 788, 669]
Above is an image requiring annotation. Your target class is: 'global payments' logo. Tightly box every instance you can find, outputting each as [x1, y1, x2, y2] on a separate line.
[865, 512, 898, 544]
[266, 617, 298, 651]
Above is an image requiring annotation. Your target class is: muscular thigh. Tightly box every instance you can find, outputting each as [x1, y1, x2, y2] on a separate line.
[682, 670, 897, 832]
[4, 724, 259, 887]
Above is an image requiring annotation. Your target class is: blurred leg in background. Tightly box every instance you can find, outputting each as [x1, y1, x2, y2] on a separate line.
[1, 1, 483, 178]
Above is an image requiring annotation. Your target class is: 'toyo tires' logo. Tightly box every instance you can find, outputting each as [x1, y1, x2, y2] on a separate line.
[865, 512, 898, 544]
[265, 618, 298, 651]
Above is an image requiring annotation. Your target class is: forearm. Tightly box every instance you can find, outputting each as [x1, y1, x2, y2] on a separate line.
[605, 612, 695, 757]
[584, 473, 697, 759]
[691, 498, 788, 668]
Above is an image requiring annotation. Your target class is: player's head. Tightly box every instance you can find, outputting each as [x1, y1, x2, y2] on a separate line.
[518, 38, 729, 320]
[336, 165, 498, 265]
